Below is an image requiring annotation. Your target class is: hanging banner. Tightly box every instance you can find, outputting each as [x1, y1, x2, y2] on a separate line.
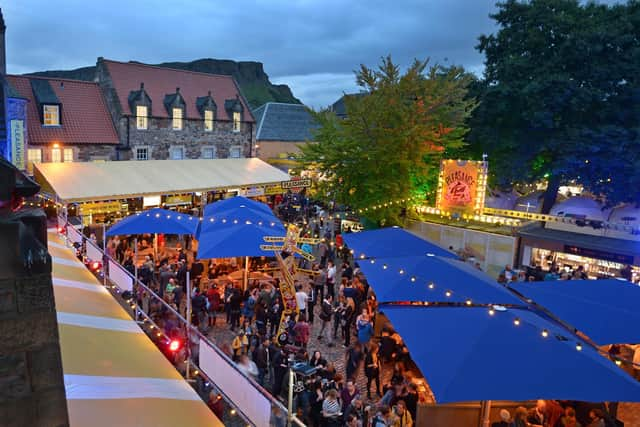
[436, 159, 488, 215]
[78, 201, 121, 215]
[10, 120, 25, 170]
[264, 184, 284, 196]
[164, 194, 193, 206]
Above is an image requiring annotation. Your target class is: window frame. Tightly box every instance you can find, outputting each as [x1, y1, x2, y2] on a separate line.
[229, 145, 242, 159]
[169, 145, 185, 160]
[136, 105, 148, 130]
[63, 147, 73, 163]
[172, 107, 183, 130]
[201, 146, 217, 159]
[43, 104, 60, 126]
[27, 148, 42, 173]
[204, 109, 214, 132]
[232, 111, 241, 133]
[51, 147, 62, 163]
[134, 146, 150, 161]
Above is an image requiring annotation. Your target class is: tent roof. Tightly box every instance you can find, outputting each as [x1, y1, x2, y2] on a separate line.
[106, 208, 199, 236]
[34, 158, 290, 203]
[511, 279, 640, 345]
[48, 231, 222, 427]
[343, 227, 457, 260]
[382, 305, 640, 403]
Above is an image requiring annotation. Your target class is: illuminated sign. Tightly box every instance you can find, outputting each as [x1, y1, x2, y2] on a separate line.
[436, 159, 488, 215]
[164, 194, 192, 206]
[78, 201, 122, 215]
[281, 177, 311, 190]
[10, 120, 25, 170]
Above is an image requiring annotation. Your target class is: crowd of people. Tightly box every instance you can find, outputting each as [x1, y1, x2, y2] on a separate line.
[492, 400, 618, 427]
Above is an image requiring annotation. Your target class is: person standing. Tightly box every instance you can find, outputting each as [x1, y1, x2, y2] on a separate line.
[365, 342, 381, 399]
[293, 315, 310, 349]
[314, 264, 326, 303]
[326, 261, 336, 299]
[318, 294, 334, 346]
[253, 337, 271, 387]
[356, 309, 374, 346]
[295, 284, 309, 319]
[345, 343, 364, 381]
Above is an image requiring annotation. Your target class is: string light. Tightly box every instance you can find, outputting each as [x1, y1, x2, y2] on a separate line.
[513, 318, 520, 326]
[410, 276, 416, 282]
[445, 291, 452, 298]
[541, 329, 549, 338]
[465, 299, 472, 306]
[488, 308, 495, 316]
[575, 343, 582, 351]
[428, 282, 435, 289]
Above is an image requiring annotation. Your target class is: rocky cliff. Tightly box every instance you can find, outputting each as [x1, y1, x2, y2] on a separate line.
[28, 58, 300, 109]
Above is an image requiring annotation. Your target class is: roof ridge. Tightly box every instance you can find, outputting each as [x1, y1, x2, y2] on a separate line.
[11, 74, 100, 86]
[265, 102, 307, 107]
[255, 101, 270, 139]
[102, 58, 237, 81]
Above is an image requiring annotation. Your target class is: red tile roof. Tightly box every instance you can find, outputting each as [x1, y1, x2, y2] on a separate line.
[7, 75, 119, 145]
[103, 59, 254, 122]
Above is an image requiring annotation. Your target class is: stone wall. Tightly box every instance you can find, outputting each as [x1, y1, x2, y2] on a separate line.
[0, 217, 69, 427]
[119, 116, 255, 160]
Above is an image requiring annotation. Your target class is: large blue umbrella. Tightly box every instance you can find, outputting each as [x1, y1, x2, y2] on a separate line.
[196, 197, 285, 259]
[106, 208, 198, 236]
[343, 227, 457, 259]
[358, 254, 521, 305]
[511, 279, 640, 345]
[382, 304, 640, 403]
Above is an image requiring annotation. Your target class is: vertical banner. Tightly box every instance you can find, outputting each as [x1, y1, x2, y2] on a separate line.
[10, 119, 25, 170]
[436, 159, 488, 215]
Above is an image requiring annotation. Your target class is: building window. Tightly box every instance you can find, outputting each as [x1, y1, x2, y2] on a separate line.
[51, 147, 62, 163]
[43, 105, 60, 126]
[229, 146, 242, 158]
[63, 148, 73, 162]
[204, 110, 214, 132]
[233, 111, 241, 132]
[135, 147, 149, 161]
[170, 146, 184, 160]
[136, 105, 148, 130]
[27, 149, 42, 173]
[202, 146, 217, 159]
[172, 107, 183, 130]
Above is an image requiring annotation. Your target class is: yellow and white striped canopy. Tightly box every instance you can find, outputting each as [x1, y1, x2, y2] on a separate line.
[49, 231, 223, 427]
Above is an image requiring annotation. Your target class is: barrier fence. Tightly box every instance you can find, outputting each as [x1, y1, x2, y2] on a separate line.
[57, 215, 305, 427]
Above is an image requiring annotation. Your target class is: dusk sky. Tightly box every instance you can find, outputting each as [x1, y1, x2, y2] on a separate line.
[1, 1, 615, 108]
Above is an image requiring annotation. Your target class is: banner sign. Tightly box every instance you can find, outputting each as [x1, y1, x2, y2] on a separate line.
[164, 194, 192, 206]
[78, 201, 121, 215]
[240, 187, 265, 197]
[264, 184, 284, 196]
[10, 120, 25, 170]
[281, 177, 311, 190]
[436, 159, 488, 215]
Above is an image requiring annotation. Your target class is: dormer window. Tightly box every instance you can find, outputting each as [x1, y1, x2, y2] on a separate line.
[233, 111, 241, 132]
[172, 107, 183, 130]
[43, 105, 60, 126]
[136, 105, 148, 130]
[204, 110, 214, 132]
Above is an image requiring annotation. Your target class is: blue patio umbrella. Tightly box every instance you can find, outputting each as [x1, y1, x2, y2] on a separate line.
[511, 279, 640, 344]
[106, 208, 199, 236]
[343, 227, 457, 259]
[382, 304, 640, 403]
[358, 254, 521, 305]
[196, 197, 285, 259]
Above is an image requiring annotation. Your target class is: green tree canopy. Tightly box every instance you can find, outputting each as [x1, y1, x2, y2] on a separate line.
[299, 56, 475, 225]
[470, 0, 640, 211]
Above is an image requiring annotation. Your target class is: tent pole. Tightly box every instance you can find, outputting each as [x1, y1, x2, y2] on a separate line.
[186, 270, 192, 380]
[154, 233, 158, 261]
[134, 237, 138, 280]
[480, 400, 491, 427]
[244, 256, 249, 291]
[102, 223, 107, 287]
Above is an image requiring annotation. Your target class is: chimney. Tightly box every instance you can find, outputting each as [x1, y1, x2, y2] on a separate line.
[0, 9, 7, 75]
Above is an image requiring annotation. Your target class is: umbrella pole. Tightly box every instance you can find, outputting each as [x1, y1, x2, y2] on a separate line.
[134, 237, 138, 280]
[186, 270, 192, 380]
[154, 233, 158, 261]
[480, 400, 491, 427]
[102, 223, 107, 287]
[243, 256, 249, 291]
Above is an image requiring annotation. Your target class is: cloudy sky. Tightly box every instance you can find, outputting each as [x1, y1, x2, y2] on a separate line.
[5, 1, 497, 108]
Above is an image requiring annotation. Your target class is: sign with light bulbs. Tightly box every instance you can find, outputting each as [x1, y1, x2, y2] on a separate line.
[436, 159, 488, 215]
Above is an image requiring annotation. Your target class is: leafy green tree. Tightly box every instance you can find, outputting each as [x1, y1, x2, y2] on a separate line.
[470, 0, 640, 211]
[299, 56, 475, 225]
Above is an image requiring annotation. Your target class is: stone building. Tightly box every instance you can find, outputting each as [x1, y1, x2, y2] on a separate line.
[253, 102, 317, 171]
[97, 58, 256, 161]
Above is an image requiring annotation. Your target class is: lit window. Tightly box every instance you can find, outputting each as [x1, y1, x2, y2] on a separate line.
[43, 105, 60, 126]
[202, 146, 216, 159]
[136, 105, 148, 130]
[170, 146, 184, 160]
[135, 147, 149, 161]
[51, 147, 62, 163]
[230, 146, 242, 158]
[172, 107, 183, 130]
[27, 149, 42, 173]
[233, 111, 241, 132]
[204, 110, 214, 131]
[63, 148, 73, 162]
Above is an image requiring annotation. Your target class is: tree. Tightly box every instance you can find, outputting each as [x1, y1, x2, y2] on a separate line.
[299, 56, 475, 225]
[470, 0, 640, 211]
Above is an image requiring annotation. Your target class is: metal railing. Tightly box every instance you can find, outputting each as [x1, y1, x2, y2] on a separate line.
[57, 215, 305, 427]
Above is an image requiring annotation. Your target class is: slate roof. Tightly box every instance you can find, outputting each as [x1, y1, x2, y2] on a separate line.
[329, 92, 366, 117]
[6, 75, 119, 145]
[103, 59, 254, 122]
[254, 102, 318, 142]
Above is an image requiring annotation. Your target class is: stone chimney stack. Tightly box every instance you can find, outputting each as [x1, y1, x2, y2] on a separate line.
[0, 9, 6, 75]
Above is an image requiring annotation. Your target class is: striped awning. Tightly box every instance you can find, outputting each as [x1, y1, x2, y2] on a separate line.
[48, 232, 222, 427]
